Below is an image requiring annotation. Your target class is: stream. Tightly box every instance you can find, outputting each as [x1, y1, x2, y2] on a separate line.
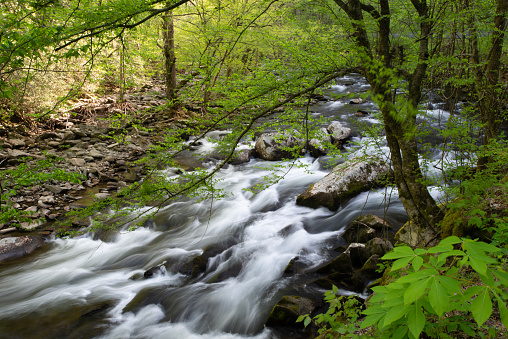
[0, 74, 454, 339]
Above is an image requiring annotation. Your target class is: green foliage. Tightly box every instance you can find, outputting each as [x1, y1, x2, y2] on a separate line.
[297, 286, 364, 338]
[362, 237, 508, 338]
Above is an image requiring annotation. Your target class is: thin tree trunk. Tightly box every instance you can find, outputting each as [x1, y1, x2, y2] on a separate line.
[119, 36, 125, 103]
[163, 9, 177, 101]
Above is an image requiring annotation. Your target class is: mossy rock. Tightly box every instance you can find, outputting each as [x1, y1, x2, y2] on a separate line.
[440, 206, 492, 240]
[266, 296, 316, 328]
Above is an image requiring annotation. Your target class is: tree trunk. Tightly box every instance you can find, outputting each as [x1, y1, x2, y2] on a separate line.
[119, 36, 126, 103]
[163, 9, 177, 101]
[333, 0, 443, 238]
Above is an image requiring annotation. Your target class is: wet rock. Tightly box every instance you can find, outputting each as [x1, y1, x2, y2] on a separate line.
[0, 236, 44, 263]
[308, 128, 332, 157]
[355, 110, 370, 117]
[143, 262, 167, 278]
[296, 156, 391, 211]
[350, 255, 383, 291]
[316, 252, 354, 276]
[228, 149, 252, 165]
[345, 243, 366, 268]
[326, 121, 351, 146]
[342, 215, 394, 244]
[349, 98, 365, 104]
[39, 195, 55, 205]
[19, 219, 45, 231]
[254, 132, 304, 161]
[94, 193, 110, 201]
[266, 296, 316, 328]
[69, 203, 87, 210]
[121, 169, 138, 182]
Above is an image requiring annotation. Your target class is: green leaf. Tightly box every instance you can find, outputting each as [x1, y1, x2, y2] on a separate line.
[468, 256, 488, 276]
[382, 304, 409, 328]
[493, 270, 508, 286]
[382, 246, 414, 260]
[397, 270, 434, 283]
[436, 275, 461, 295]
[464, 240, 501, 255]
[404, 276, 430, 305]
[471, 288, 492, 327]
[494, 294, 508, 328]
[391, 256, 413, 271]
[408, 304, 425, 339]
[439, 236, 462, 246]
[463, 285, 484, 300]
[427, 243, 453, 254]
[437, 250, 465, 262]
[428, 277, 449, 316]
[361, 311, 384, 329]
[412, 256, 424, 271]
[303, 316, 311, 328]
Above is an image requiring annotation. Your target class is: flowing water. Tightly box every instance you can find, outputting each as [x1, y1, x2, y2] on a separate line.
[0, 75, 454, 339]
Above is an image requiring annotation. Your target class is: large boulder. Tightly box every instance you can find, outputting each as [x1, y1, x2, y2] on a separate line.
[326, 122, 351, 146]
[254, 132, 304, 161]
[0, 236, 44, 263]
[296, 156, 391, 211]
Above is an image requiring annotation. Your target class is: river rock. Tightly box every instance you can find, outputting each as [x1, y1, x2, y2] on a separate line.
[89, 149, 103, 158]
[296, 156, 391, 211]
[228, 149, 252, 165]
[19, 219, 45, 231]
[254, 132, 304, 161]
[345, 243, 366, 268]
[70, 158, 86, 167]
[8, 138, 25, 148]
[315, 252, 354, 276]
[350, 254, 383, 291]
[0, 236, 44, 263]
[266, 295, 316, 328]
[326, 122, 351, 147]
[7, 149, 34, 159]
[62, 131, 75, 141]
[349, 98, 365, 104]
[308, 128, 332, 157]
[94, 193, 110, 201]
[342, 215, 393, 244]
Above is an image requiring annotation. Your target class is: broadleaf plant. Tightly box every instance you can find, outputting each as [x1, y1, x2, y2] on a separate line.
[362, 236, 508, 338]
